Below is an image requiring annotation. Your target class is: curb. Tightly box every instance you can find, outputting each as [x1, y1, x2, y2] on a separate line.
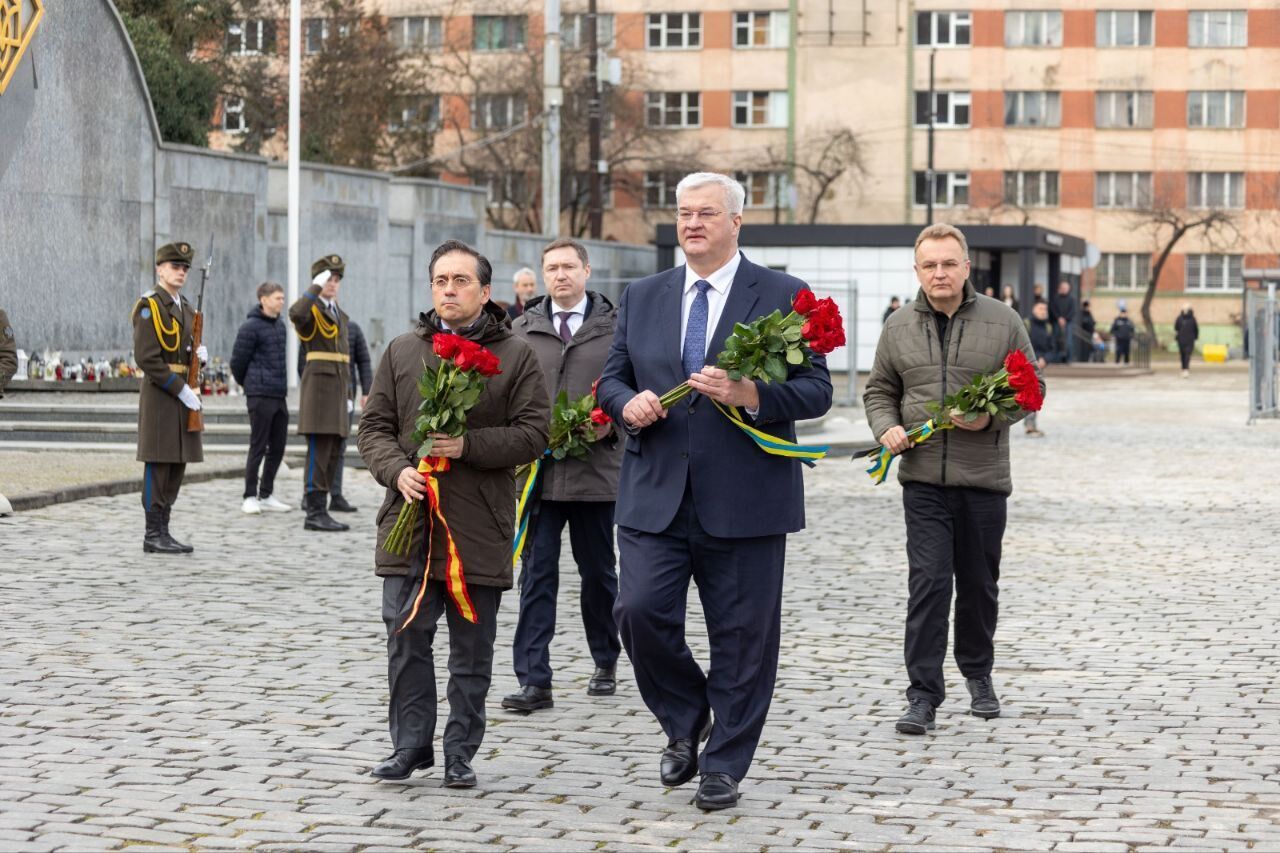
[7, 463, 249, 513]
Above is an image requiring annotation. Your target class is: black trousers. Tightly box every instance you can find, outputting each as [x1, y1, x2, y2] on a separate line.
[382, 576, 502, 762]
[244, 396, 289, 499]
[512, 500, 621, 688]
[1115, 339, 1131, 364]
[1179, 345, 1193, 370]
[303, 433, 343, 494]
[332, 409, 355, 497]
[141, 462, 186, 511]
[902, 481, 1007, 707]
[615, 481, 786, 782]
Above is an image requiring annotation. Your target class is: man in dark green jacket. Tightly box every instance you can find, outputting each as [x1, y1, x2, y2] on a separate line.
[864, 223, 1044, 736]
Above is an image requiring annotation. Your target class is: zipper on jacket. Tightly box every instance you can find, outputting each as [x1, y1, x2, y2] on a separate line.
[939, 316, 950, 486]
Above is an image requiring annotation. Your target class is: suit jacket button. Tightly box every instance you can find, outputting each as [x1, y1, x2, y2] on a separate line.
[681, 452, 688, 459]
[688, 406, 696, 414]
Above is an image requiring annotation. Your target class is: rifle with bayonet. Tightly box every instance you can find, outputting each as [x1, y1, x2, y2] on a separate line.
[186, 235, 214, 433]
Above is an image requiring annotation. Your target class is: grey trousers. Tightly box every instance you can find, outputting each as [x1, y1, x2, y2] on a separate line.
[382, 575, 502, 762]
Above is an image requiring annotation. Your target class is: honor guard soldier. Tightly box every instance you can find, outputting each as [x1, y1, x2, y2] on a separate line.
[290, 254, 352, 532]
[0, 308, 16, 396]
[133, 242, 207, 554]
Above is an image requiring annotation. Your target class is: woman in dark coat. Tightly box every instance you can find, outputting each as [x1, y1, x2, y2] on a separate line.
[1174, 302, 1199, 377]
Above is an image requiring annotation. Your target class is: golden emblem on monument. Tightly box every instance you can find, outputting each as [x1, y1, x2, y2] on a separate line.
[0, 0, 43, 95]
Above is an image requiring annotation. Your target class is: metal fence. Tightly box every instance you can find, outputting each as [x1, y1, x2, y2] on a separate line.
[1247, 286, 1279, 423]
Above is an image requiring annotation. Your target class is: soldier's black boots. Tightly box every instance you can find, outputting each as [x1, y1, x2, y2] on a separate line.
[160, 506, 194, 553]
[143, 509, 186, 554]
[304, 491, 349, 532]
[329, 493, 357, 512]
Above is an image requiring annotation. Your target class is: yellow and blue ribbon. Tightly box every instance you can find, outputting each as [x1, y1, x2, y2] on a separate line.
[712, 401, 829, 467]
[855, 419, 944, 485]
[512, 454, 546, 567]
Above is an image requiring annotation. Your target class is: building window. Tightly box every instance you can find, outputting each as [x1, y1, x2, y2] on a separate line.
[1095, 172, 1152, 208]
[732, 91, 789, 128]
[1004, 171, 1059, 207]
[647, 13, 702, 49]
[915, 11, 971, 47]
[1095, 91, 1153, 128]
[1005, 10, 1062, 47]
[734, 11, 789, 48]
[1187, 172, 1245, 208]
[569, 172, 614, 209]
[734, 171, 791, 208]
[472, 93, 527, 130]
[1188, 91, 1246, 128]
[1005, 91, 1061, 127]
[1096, 253, 1151, 289]
[1096, 10, 1153, 47]
[646, 92, 701, 128]
[388, 96, 440, 132]
[1185, 254, 1243, 291]
[1188, 10, 1247, 47]
[226, 19, 275, 55]
[305, 19, 327, 53]
[645, 171, 683, 208]
[474, 15, 527, 51]
[914, 91, 971, 127]
[914, 171, 970, 208]
[562, 13, 615, 49]
[222, 97, 246, 134]
[389, 16, 443, 51]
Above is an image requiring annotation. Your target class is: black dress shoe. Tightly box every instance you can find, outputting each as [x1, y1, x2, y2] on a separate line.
[895, 697, 937, 734]
[329, 494, 358, 513]
[966, 675, 1001, 719]
[659, 715, 712, 787]
[501, 684, 554, 712]
[587, 666, 616, 696]
[694, 772, 739, 811]
[443, 755, 476, 788]
[370, 747, 433, 780]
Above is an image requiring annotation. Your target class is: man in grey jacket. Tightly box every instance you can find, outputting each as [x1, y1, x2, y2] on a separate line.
[503, 238, 624, 712]
[864, 223, 1044, 736]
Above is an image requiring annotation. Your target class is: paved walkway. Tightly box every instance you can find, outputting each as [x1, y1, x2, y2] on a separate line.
[2, 367, 1278, 851]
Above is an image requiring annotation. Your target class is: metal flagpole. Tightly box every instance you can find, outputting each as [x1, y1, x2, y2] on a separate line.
[542, 0, 562, 237]
[287, 0, 302, 389]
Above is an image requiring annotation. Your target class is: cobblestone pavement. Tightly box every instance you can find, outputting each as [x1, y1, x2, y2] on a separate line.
[2, 368, 1278, 852]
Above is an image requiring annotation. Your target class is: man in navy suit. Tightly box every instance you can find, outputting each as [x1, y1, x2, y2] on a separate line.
[596, 172, 833, 810]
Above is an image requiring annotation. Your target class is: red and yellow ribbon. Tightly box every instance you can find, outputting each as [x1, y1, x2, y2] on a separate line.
[398, 456, 478, 631]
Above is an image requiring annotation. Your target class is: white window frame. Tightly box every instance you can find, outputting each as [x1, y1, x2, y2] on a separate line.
[472, 94, 526, 130]
[913, 171, 970, 208]
[1004, 171, 1059, 207]
[305, 18, 328, 54]
[1005, 10, 1063, 47]
[1096, 253, 1151, 289]
[1188, 10, 1247, 47]
[222, 97, 246, 134]
[1185, 254, 1244, 291]
[734, 11, 789, 48]
[473, 15, 527, 52]
[732, 91, 789, 128]
[389, 16, 443, 51]
[1187, 91, 1246, 128]
[734, 171, 792, 208]
[388, 96, 440, 133]
[562, 13, 615, 50]
[914, 90, 971, 127]
[1096, 10, 1153, 47]
[647, 12, 702, 49]
[1005, 91, 1061, 127]
[1095, 91, 1153, 129]
[646, 91, 701, 128]
[1187, 172, 1245, 209]
[915, 11, 971, 47]
[1095, 172, 1152, 208]
[227, 19, 273, 55]
[644, 171, 683, 208]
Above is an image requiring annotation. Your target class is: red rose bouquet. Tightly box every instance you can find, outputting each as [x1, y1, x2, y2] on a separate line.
[659, 289, 845, 408]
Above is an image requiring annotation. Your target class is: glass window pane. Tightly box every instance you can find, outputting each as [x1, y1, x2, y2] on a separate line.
[1096, 12, 1110, 47]
[1138, 11, 1153, 44]
[916, 12, 931, 46]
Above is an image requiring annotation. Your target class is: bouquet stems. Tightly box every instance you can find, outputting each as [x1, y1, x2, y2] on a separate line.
[382, 497, 421, 557]
[658, 382, 693, 408]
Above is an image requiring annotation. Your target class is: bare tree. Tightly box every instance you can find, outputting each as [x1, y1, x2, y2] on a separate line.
[757, 128, 866, 224]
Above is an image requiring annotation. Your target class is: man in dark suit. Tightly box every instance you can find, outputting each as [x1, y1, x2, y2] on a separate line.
[597, 172, 833, 811]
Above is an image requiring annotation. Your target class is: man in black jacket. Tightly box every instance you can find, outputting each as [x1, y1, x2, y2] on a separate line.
[230, 282, 293, 513]
[329, 319, 374, 512]
[1050, 281, 1076, 363]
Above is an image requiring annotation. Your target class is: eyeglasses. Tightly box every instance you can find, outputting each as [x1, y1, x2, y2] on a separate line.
[432, 275, 481, 289]
[918, 260, 964, 273]
[676, 208, 724, 223]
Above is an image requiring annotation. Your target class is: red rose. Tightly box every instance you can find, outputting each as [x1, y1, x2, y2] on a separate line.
[793, 289, 818, 315]
[590, 407, 612, 425]
[1015, 386, 1044, 412]
[591, 377, 601, 399]
[475, 350, 502, 377]
[801, 319, 814, 340]
[1004, 349, 1031, 373]
[433, 334, 461, 359]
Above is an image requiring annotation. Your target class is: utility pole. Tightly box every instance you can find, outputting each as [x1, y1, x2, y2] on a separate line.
[286, 0, 301, 388]
[587, 0, 604, 239]
[542, 0, 563, 237]
[926, 48, 936, 226]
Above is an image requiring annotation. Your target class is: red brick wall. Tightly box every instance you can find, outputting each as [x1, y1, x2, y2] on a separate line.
[1155, 10, 1187, 47]
[1060, 171, 1094, 207]
[971, 10, 1002, 48]
[1063, 10, 1093, 47]
[1154, 91, 1186, 129]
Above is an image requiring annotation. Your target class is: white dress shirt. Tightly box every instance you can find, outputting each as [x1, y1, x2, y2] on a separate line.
[550, 293, 589, 338]
[679, 251, 742, 355]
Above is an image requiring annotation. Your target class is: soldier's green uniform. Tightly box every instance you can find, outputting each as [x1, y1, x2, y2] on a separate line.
[0, 309, 16, 397]
[289, 254, 352, 532]
[134, 242, 204, 554]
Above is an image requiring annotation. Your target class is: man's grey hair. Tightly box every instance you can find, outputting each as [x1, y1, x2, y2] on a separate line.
[675, 172, 746, 216]
[513, 267, 536, 283]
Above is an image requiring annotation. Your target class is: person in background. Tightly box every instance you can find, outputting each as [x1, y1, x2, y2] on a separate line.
[506, 267, 538, 321]
[231, 282, 293, 514]
[1175, 303, 1199, 378]
[1023, 302, 1053, 437]
[1050, 281, 1076, 363]
[1110, 301, 1136, 365]
[329, 319, 374, 513]
[1000, 285, 1019, 314]
[1032, 283, 1046, 305]
[0, 308, 16, 396]
[1079, 300, 1097, 363]
[882, 296, 901, 324]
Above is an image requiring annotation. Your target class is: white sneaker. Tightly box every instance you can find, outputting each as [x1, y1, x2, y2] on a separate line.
[258, 495, 293, 512]
[242, 496, 262, 515]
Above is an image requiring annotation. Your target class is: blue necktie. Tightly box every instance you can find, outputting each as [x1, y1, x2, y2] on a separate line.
[682, 280, 711, 379]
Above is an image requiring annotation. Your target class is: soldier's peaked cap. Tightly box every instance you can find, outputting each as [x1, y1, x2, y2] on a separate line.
[155, 242, 195, 266]
[311, 254, 345, 279]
